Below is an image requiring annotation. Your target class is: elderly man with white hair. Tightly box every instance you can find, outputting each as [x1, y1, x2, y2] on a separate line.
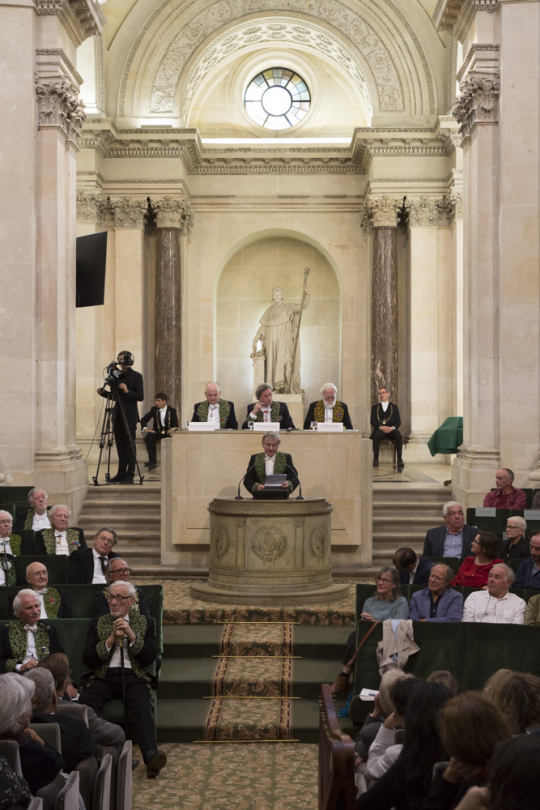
[462, 563, 526, 624]
[303, 383, 353, 430]
[0, 589, 64, 673]
[14, 487, 51, 531]
[34, 504, 86, 555]
[0, 511, 32, 583]
[191, 382, 238, 429]
[423, 501, 477, 558]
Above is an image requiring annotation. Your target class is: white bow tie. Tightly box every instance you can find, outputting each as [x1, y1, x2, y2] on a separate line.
[0, 540, 10, 547]
[24, 625, 38, 634]
[35, 588, 48, 595]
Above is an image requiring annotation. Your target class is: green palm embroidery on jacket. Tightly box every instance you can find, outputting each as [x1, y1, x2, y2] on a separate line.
[3, 535, 22, 556]
[252, 451, 290, 492]
[41, 528, 82, 555]
[313, 400, 345, 423]
[41, 587, 61, 619]
[196, 398, 231, 427]
[93, 612, 150, 682]
[253, 402, 280, 423]
[24, 508, 51, 531]
[5, 620, 53, 672]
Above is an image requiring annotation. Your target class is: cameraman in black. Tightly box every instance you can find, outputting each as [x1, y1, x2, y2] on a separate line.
[97, 351, 144, 484]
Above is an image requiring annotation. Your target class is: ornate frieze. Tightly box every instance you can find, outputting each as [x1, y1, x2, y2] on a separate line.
[434, 0, 499, 34]
[76, 190, 104, 223]
[407, 197, 449, 227]
[441, 191, 464, 223]
[111, 198, 147, 229]
[153, 196, 193, 234]
[35, 0, 105, 44]
[452, 75, 500, 137]
[35, 77, 86, 144]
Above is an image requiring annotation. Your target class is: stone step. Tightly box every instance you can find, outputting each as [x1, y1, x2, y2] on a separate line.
[84, 486, 161, 500]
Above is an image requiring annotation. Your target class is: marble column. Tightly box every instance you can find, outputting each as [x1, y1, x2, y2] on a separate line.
[153, 197, 193, 410]
[367, 197, 401, 404]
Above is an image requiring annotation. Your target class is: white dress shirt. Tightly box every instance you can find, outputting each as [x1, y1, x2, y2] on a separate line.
[34, 589, 49, 619]
[159, 406, 167, 427]
[408, 560, 419, 585]
[0, 538, 13, 556]
[207, 404, 220, 429]
[33, 512, 51, 531]
[15, 626, 39, 670]
[324, 404, 335, 423]
[92, 548, 108, 584]
[251, 406, 271, 422]
[462, 590, 526, 624]
[54, 531, 69, 555]
[380, 401, 389, 412]
[265, 454, 276, 476]
[106, 614, 134, 669]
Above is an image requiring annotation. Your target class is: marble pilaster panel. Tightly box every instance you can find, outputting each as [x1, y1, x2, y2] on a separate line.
[155, 227, 182, 408]
[371, 227, 398, 404]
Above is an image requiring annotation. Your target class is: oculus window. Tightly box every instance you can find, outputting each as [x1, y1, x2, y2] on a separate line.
[244, 67, 311, 130]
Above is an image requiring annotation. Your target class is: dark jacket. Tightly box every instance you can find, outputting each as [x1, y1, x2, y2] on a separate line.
[0, 620, 64, 673]
[242, 401, 295, 430]
[81, 615, 158, 687]
[370, 402, 401, 434]
[141, 404, 179, 434]
[303, 400, 353, 430]
[99, 367, 144, 426]
[499, 535, 530, 561]
[191, 400, 238, 429]
[34, 527, 86, 556]
[93, 585, 151, 619]
[32, 713, 96, 773]
[244, 452, 299, 494]
[398, 555, 432, 586]
[423, 525, 476, 558]
[18, 736, 64, 794]
[67, 548, 120, 585]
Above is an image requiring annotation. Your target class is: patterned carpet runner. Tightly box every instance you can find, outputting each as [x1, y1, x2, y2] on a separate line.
[204, 623, 295, 741]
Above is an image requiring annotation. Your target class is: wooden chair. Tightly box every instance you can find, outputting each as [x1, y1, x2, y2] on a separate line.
[318, 683, 356, 810]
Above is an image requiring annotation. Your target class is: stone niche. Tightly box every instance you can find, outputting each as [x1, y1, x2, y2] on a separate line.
[215, 236, 341, 410]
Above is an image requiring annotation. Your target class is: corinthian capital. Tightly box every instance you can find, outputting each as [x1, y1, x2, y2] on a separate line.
[35, 76, 86, 143]
[452, 75, 500, 137]
[406, 197, 445, 227]
[76, 190, 104, 223]
[111, 198, 147, 229]
[441, 191, 463, 224]
[361, 196, 401, 230]
[153, 196, 193, 235]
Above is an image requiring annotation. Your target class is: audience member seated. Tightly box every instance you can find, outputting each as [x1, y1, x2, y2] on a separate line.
[34, 504, 86, 556]
[357, 681, 452, 810]
[354, 669, 411, 760]
[14, 487, 51, 532]
[38, 653, 125, 748]
[242, 383, 295, 430]
[0, 510, 32, 557]
[0, 753, 32, 809]
[16, 562, 72, 618]
[483, 467, 526, 509]
[94, 557, 151, 618]
[191, 382, 238, 430]
[244, 432, 299, 495]
[0, 512, 18, 586]
[462, 563, 526, 624]
[426, 670, 459, 695]
[331, 567, 408, 696]
[499, 515, 529, 561]
[483, 670, 540, 734]
[514, 531, 540, 589]
[0, 672, 64, 794]
[79, 581, 167, 779]
[423, 501, 476, 559]
[525, 593, 540, 625]
[67, 526, 120, 584]
[0, 590, 64, 673]
[532, 489, 540, 510]
[303, 382, 353, 429]
[140, 391, 179, 470]
[422, 692, 511, 810]
[451, 531, 502, 588]
[393, 547, 432, 586]
[25, 667, 96, 773]
[408, 564, 463, 622]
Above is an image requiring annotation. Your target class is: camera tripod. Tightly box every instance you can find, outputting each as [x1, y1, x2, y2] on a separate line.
[93, 383, 144, 486]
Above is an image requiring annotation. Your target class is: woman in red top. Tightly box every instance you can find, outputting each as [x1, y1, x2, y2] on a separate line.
[451, 531, 502, 588]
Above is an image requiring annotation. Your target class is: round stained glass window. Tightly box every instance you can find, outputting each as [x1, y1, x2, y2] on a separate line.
[244, 67, 311, 130]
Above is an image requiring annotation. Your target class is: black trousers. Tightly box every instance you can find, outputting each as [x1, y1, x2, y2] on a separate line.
[114, 416, 137, 476]
[371, 428, 403, 459]
[144, 432, 170, 464]
[80, 669, 156, 761]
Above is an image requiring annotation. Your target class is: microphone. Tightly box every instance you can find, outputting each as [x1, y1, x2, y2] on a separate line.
[235, 463, 256, 500]
[286, 463, 304, 500]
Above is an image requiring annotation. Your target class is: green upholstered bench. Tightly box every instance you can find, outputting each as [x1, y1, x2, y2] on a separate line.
[14, 554, 66, 585]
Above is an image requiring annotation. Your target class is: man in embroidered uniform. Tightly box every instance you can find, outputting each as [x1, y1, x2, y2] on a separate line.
[68, 527, 120, 585]
[244, 432, 299, 495]
[94, 558, 151, 618]
[242, 383, 295, 430]
[303, 383, 353, 430]
[423, 501, 477, 559]
[34, 504, 86, 556]
[408, 564, 464, 622]
[21, 562, 72, 618]
[97, 350, 144, 485]
[370, 386, 404, 469]
[0, 589, 64, 673]
[0, 510, 32, 561]
[483, 468, 527, 509]
[140, 392, 179, 470]
[462, 563, 526, 623]
[14, 488, 51, 532]
[191, 382, 238, 430]
[79, 581, 166, 779]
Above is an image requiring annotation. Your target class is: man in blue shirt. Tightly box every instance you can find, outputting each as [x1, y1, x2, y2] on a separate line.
[408, 564, 463, 622]
[514, 533, 540, 589]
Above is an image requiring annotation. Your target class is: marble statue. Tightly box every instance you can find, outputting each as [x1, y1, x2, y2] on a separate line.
[251, 270, 310, 394]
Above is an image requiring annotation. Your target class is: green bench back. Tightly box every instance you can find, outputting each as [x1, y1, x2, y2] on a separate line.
[14, 555, 67, 585]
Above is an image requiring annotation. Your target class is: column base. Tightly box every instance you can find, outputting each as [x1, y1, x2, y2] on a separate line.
[451, 447, 500, 509]
[34, 447, 88, 521]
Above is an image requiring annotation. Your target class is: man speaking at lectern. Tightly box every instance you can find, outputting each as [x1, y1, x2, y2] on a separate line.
[244, 432, 299, 495]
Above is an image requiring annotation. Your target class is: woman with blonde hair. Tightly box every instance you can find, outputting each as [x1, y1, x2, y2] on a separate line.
[483, 669, 540, 733]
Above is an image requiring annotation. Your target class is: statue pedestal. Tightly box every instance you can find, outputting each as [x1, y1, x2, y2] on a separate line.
[190, 497, 349, 605]
[277, 393, 304, 428]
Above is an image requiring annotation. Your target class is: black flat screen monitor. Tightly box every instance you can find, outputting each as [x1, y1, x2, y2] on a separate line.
[76, 231, 107, 307]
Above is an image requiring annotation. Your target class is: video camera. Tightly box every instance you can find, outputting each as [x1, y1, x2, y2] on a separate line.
[104, 361, 123, 387]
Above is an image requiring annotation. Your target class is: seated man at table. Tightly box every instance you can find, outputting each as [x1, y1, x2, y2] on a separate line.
[140, 392, 179, 470]
[14, 488, 51, 531]
[94, 557, 151, 618]
[35, 504, 86, 555]
[408, 564, 463, 622]
[191, 382, 238, 430]
[423, 501, 476, 558]
[370, 386, 403, 470]
[67, 526, 120, 585]
[242, 383, 295, 430]
[0, 510, 33, 557]
[0, 589, 64, 672]
[244, 432, 299, 495]
[483, 468, 527, 509]
[79, 581, 167, 778]
[462, 563, 526, 623]
[393, 547, 432, 586]
[514, 532, 540, 590]
[21, 562, 72, 618]
[500, 516, 529, 561]
[303, 383, 353, 430]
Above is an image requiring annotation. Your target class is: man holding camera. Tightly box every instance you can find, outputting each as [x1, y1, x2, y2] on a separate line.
[97, 351, 144, 484]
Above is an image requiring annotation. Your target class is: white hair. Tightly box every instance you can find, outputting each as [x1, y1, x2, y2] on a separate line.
[24, 668, 55, 713]
[320, 383, 337, 395]
[204, 381, 221, 394]
[491, 563, 515, 585]
[50, 504, 71, 520]
[13, 589, 39, 617]
[0, 510, 13, 523]
[507, 516, 527, 531]
[442, 501, 463, 517]
[108, 581, 136, 598]
[262, 432, 281, 445]
[0, 673, 35, 734]
[27, 488, 47, 505]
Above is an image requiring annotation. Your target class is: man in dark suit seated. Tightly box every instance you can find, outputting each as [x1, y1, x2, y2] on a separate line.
[0, 510, 33, 557]
[423, 501, 476, 558]
[242, 383, 295, 430]
[392, 547, 432, 586]
[0, 590, 64, 673]
[244, 432, 299, 495]
[68, 527, 120, 585]
[26, 667, 96, 773]
[14, 487, 51, 532]
[94, 557, 151, 618]
[191, 382, 238, 430]
[370, 386, 404, 470]
[79, 581, 167, 779]
[303, 383, 353, 430]
[34, 504, 86, 556]
[13, 561, 72, 618]
[141, 392, 179, 470]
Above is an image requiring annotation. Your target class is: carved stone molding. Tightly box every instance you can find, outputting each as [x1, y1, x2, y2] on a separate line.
[441, 191, 463, 223]
[35, 76, 86, 144]
[76, 190, 104, 223]
[250, 524, 288, 564]
[35, 0, 105, 44]
[211, 527, 230, 560]
[309, 528, 328, 561]
[452, 75, 500, 137]
[153, 195, 193, 234]
[362, 196, 401, 229]
[434, 0, 499, 35]
[110, 198, 147, 229]
[407, 197, 448, 227]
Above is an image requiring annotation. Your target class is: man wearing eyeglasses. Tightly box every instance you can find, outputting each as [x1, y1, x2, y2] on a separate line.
[80, 581, 167, 779]
[499, 517, 529, 561]
[93, 558, 151, 618]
